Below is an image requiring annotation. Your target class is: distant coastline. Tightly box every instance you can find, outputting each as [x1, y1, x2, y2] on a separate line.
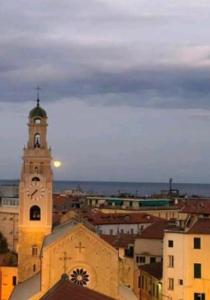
[1, 179, 210, 197]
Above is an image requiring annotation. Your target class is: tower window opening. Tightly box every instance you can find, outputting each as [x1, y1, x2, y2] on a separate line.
[32, 177, 40, 182]
[30, 206, 41, 221]
[34, 166, 39, 174]
[33, 264, 36, 272]
[34, 133, 41, 148]
[34, 118, 41, 124]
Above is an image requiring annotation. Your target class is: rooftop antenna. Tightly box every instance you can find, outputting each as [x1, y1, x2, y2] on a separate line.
[35, 86, 41, 107]
[169, 178, 173, 193]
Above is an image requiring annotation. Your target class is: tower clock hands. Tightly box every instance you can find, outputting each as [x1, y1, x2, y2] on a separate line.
[31, 189, 38, 199]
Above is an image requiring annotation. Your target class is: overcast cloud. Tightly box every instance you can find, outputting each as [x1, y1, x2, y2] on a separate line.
[1, 1, 210, 182]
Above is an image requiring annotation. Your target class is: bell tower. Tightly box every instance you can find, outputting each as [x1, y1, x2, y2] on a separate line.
[18, 97, 53, 282]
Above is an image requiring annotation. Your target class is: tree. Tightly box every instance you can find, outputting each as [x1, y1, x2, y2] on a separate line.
[0, 232, 8, 253]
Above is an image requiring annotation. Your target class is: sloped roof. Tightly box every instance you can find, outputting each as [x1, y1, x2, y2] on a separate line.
[139, 220, 169, 239]
[187, 218, 210, 234]
[87, 210, 162, 225]
[101, 234, 137, 249]
[180, 199, 210, 215]
[43, 220, 78, 248]
[40, 274, 116, 300]
[140, 262, 163, 280]
[10, 272, 40, 300]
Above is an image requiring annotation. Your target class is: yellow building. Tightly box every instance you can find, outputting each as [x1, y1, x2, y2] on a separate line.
[0, 266, 17, 300]
[18, 98, 53, 283]
[135, 262, 162, 300]
[163, 218, 210, 300]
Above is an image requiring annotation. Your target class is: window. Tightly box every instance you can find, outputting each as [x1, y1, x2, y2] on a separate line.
[178, 279, 183, 285]
[194, 263, 201, 278]
[32, 177, 40, 182]
[34, 118, 41, 124]
[34, 133, 41, 148]
[136, 256, 146, 264]
[150, 257, 156, 263]
[168, 240, 173, 247]
[194, 237, 201, 249]
[139, 256, 146, 263]
[194, 293, 205, 300]
[156, 285, 159, 298]
[139, 275, 144, 289]
[168, 255, 174, 268]
[32, 246, 38, 256]
[12, 276, 17, 286]
[33, 264, 36, 272]
[70, 268, 90, 286]
[151, 283, 155, 296]
[30, 206, 41, 221]
[168, 278, 174, 290]
[130, 228, 134, 234]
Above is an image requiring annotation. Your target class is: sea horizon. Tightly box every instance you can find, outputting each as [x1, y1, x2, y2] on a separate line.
[1, 179, 210, 197]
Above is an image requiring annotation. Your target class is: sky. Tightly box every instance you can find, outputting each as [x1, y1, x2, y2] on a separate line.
[1, 1, 210, 182]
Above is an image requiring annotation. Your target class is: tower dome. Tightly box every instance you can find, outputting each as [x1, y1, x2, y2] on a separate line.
[29, 99, 47, 118]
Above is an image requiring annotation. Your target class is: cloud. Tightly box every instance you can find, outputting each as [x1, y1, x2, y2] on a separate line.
[1, 1, 210, 110]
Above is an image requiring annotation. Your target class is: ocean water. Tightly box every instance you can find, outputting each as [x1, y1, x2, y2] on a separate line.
[53, 181, 210, 197]
[1, 180, 210, 197]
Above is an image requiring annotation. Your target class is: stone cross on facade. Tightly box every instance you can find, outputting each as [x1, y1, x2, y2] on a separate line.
[59, 251, 72, 274]
[75, 242, 85, 253]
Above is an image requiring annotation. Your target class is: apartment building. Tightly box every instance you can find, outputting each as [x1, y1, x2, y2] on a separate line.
[163, 218, 210, 300]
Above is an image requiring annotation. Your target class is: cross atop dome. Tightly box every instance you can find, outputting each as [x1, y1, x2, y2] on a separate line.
[35, 86, 41, 107]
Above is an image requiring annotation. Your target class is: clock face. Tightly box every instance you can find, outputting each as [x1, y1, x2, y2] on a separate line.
[26, 179, 45, 200]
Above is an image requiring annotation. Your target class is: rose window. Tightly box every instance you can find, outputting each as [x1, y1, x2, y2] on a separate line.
[70, 268, 90, 286]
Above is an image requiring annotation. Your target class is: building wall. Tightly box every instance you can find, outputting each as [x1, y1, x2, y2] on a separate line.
[0, 267, 17, 300]
[134, 238, 163, 266]
[0, 208, 18, 251]
[97, 223, 151, 235]
[134, 268, 162, 300]
[100, 208, 186, 221]
[163, 232, 210, 300]
[119, 257, 136, 289]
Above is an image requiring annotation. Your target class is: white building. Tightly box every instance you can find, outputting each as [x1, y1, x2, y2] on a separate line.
[86, 210, 162, 235]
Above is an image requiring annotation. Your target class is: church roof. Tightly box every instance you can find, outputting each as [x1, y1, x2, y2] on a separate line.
[40, 274, 116, 300]
[10, 272, 40, 300]
[43, 219, 97, 250]
[29, 100, 47, 118]
[43, 220, 78, 248]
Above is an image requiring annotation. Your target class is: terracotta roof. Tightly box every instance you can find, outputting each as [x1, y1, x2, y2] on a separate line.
[187, 218, 210, 234]
[139, 220, 169, 240]
[101, 234, 137, 249]
[86, 210, 162, 225]
[180, 199, 210, 215]
[40, 274, 116, 300]
[140, 262, 162, 280]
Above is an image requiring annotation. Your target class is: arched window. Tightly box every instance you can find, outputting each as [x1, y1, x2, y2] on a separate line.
[32, 177, 40, 182]
[34, 118, 41, 124]
[34, 133, 41, 148]
[30, 206, 41, 221]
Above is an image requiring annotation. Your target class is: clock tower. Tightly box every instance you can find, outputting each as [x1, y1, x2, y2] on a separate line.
[18, 97, 53, 282]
